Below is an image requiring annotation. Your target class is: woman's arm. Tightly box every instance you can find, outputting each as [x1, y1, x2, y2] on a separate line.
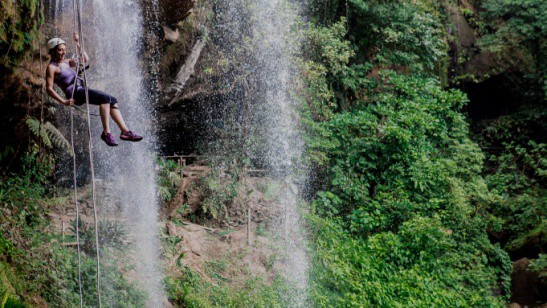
[69, 31, 89, 67]
[45, 65, 74, 106]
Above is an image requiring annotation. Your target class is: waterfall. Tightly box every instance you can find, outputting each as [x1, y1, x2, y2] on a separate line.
[254, 1, 309, 305]
[213, 0, 309, 305]
[51, 0, 166, 305]
[50, 0, 308, 304]
[88, 0, 165, 305]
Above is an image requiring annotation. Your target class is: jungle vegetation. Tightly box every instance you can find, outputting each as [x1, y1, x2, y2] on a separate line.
[0, 0, 545, 306]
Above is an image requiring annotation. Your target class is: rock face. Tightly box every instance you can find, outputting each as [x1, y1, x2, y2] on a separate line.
[510, 258, 547, 306]
[446, 1, 500, 79]
[150, 0, 217, 155]
[0, 53, 50, 165]
[157, 0, 195, 27]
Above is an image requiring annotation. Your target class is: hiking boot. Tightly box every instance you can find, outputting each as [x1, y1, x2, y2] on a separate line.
[101, 132, 118, 146]
[120, 130, 143, 142]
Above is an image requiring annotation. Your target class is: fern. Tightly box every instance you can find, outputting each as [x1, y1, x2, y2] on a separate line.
[26, 117, 73, 156]
[43, 122, 73, 155]
[26, 117, 50, 147]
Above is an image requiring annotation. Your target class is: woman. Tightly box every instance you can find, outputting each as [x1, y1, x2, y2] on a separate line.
[45, 32, 142, 146]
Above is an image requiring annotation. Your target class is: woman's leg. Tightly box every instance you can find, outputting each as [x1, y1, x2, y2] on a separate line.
[85, 88, 124, 133]
[99, 103, 111, 133]
[85, 88, 141, 141]
[109, 105, 129, 133]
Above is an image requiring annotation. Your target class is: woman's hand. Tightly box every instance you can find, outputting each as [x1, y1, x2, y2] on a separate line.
[63, 98, 75, 106]
[72, 31, 89, 63]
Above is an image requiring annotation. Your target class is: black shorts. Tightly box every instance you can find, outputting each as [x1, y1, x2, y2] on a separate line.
[73, 87, 118, 106]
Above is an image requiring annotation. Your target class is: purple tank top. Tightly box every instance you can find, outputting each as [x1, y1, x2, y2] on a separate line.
[50, 61, 83, 97]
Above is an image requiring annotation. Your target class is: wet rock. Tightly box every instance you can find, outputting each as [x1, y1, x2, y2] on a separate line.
[162, 25, 180, 43]
[445, 1, 500, 78]
[446, 2, 475, 48]
[157, 0, 195, 26]
[511, 258, 547, 306]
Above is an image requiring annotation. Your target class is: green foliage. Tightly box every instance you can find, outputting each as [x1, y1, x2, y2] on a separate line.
[299, 0, 513, 305]
[0, 0, 43, 69]
[307, 214, 509, 306]
[0, 151, 143, 306]
[200, 170, 240, 220]
[26, 117, 73, 156]
[189, 160, 242, 221]
[479, 134, 546, 254]
[479, 0, 547, 98]
[156, 158, 181, 202]
[310, 72, 493, 235]
[303, 19, 354, 78]
[529, 254, 547, 283]
[166, 266, 287, 307]
[468, 94, 546, 256]
[0, 262, 25, 307]
[346, 0, 448, 73]
[297, 19, 352, 127]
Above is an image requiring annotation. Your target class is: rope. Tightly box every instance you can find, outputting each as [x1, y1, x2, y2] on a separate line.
[69, 1, 84, 307]
[70, 108, 84, 308]
[38, 0, 45, 154]
[71, 0, 103, 305]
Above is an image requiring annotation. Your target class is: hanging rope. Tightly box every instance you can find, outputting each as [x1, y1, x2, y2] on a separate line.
[70, 108, 84, 308]
[70, 0, 102, 305]
[38, 0, 45, 155]
[69, 0, 84, 307]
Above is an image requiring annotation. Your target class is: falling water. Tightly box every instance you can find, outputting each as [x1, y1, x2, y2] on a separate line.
[213, 0, 309, 305]
[87, 0, 165, 305]
[50, 0, 165, 305]
[253, 1, 309, 305]
[50, 0, 308, 304]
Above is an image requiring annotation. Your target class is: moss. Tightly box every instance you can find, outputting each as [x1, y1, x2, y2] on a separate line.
[0, 0, 43, 70]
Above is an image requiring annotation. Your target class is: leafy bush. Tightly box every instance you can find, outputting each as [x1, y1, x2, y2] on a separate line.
[156, 157, 182, 202]
[0, 151, 144, 306]
[199, 162, 241, 220]
[479, 0, 547, 98]
[307, 213, 509, 306]
[529, 254, 547, 283]
[299, 0, 513, 305]
[166, 266, 287, 307]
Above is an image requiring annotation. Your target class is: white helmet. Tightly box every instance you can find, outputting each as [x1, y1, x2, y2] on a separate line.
[47, 38, 66, 50]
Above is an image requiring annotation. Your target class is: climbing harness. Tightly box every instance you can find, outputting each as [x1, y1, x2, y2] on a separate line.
[69, 0, 103, 305]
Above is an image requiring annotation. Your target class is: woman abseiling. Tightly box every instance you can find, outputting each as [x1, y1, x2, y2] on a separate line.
[45, 32, 142, 146]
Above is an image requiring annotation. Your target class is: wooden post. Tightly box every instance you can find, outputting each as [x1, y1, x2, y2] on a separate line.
[247, 203, 251, 246]
[243, 78, 252, 246]
[62, 220, 65, 242]
[178, 157, 183, 179]
[243, 167, 251, 246]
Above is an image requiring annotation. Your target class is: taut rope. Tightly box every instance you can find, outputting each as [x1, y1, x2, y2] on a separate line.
[68, 0, 84, 306]
[69, 0, 103, 305]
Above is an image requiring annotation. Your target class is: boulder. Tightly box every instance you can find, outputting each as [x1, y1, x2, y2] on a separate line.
[511, 258, 547, 306]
